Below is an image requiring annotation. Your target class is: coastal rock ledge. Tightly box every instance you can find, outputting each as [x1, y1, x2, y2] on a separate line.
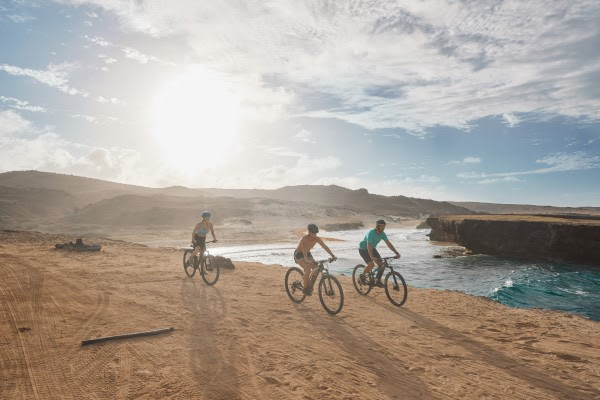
[426, 215, 600, 265]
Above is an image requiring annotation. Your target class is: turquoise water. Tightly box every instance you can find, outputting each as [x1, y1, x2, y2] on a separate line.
[167, 228, 600, 321]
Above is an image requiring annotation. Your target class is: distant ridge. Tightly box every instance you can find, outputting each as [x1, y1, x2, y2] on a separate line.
[1, 170, 598, 235]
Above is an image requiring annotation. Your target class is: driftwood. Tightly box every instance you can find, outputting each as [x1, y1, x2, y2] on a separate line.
[81, 327, 174, 346]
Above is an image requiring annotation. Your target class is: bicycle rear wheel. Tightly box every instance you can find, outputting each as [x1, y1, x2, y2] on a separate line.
[201, 255, 220, 285]
[183, 250, 196, 277]
[352, 264, 372, 295]
[284, 267, 306, 303]
[318, 275, 344, 315]
[384, 271, 407, 306]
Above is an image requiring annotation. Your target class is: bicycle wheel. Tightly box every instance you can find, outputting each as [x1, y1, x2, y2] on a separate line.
[352, 264, 372, 295]
[183, 250, 196, 277]
[284, 267, 306, 303]
[318, 275, 344, 315]
[384, 271, 408, 306]
[201, 255, 220, 286]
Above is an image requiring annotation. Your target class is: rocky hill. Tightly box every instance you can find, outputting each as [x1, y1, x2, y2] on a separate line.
[1, 170, 598, 239]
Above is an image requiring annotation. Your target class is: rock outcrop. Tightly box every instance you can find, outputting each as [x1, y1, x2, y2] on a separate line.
[427, 215, 600, 265]
[55, 238, 102, 252]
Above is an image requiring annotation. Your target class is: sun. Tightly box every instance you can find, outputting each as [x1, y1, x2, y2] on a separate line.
[150, 66, 241, 172]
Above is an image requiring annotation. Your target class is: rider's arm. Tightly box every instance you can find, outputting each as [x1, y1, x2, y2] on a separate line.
[367, 242, 375, 260]
[192, 223, 200, 243]
[384, 239, 400, 257]
[316, 237, 336, 259]
[209, 222, 217, 241]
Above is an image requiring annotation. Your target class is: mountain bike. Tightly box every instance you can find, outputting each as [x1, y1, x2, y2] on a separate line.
[352, 256, 407, 306]
[284, 258, 344, 315]
[182, 240, 219, 286]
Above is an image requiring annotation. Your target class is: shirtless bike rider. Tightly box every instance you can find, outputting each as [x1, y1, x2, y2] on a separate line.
[294, 223, 337, 295]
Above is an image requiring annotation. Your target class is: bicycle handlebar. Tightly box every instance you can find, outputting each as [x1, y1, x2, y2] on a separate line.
[316, 257, 336, 264]
[376, 255, 401, 261]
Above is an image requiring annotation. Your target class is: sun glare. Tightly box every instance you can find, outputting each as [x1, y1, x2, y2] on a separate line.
[150, 67, 241, 173]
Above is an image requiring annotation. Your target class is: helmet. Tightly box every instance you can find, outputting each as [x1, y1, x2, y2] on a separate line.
[202, 211, 211, 218]
[376, 219, 386, 226]
[307, 223, 319, 234]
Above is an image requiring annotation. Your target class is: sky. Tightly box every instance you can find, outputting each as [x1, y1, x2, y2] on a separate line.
[0, 0, 599, 207]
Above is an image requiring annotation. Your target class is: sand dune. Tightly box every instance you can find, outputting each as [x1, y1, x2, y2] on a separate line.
[1, 230, 599, 399]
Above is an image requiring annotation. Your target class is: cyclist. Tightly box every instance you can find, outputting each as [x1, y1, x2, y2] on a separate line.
[294, 223, 337, 296]
[188, 211, 217, 266]
[358, 219, 400, 287]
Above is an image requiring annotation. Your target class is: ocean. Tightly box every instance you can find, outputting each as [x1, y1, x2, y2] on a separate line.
[167, 228, 600, 321]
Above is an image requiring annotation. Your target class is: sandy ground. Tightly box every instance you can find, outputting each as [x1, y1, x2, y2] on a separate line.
[1, 230, 599, 400]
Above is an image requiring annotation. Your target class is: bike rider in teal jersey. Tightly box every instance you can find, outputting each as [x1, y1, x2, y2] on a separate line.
[187, 211, 217, 266]
[358, 219, 400, 287]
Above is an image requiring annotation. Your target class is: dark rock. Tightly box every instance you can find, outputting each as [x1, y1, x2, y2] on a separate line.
[214, 255, 235, 269]
[427, 216, 600, 265]
[416, 220, 431, 229]
[55, 238, 102, 252]
[322, 222, 364, 231]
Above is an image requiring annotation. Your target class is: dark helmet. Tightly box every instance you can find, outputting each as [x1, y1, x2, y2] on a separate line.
[202, 211, 211, 218]
[376, 219, 386, 226]
[307, 223, 319, 234]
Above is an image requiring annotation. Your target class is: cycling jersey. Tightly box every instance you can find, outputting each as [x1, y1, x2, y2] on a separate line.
[359, 229, 388, 250]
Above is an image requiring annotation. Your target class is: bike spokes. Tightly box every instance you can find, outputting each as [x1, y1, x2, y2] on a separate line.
[352, 264, 372, 296]
[285, 267, 306, 303]
[201, 255, 220, 285]
[384, 271, 408, 306]
[183, 250, 196, 277]
[318, 275, 344, 315]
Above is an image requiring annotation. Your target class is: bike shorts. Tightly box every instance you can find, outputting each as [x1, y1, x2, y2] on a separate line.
[193, 235, 206, 251]
[294, 251, 314, 263]
[359, 248, 381, 264]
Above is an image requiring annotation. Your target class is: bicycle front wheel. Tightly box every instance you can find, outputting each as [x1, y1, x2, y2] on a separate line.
[352, 264, 372, 296]
[201, 255, 220, 285]
[318, 275, 344, 315]
[284, 267, 306, 303]
[183, 250, 196, 277]
[384, 271, 407, 306]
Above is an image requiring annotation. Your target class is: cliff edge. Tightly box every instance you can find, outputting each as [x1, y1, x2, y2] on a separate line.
[426, 215, 600, 265]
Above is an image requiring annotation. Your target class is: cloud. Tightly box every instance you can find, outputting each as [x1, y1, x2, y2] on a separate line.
[0, 63, 89, 97]
[450, 157, 481, 165]
[243, 146, 342, 186]
[502, 113, 519, 128]
[0, 111, 142, 182]
[57, 0, 600, 133]
[0, 96, 46, 112]
[457, 152, 600, 183]
[0, 110, 32, 136]
[71, 114, 97, 123]
[122, 47, 175, 66]
[84, 35, 113, 47]
[7, 14, 35, 23]
[295, 128, 315, 144]
[96, 96, 126, 105]
[84, 34, 175, 67]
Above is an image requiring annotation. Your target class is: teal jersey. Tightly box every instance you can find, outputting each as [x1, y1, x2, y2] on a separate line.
[359, 229, 388, 250]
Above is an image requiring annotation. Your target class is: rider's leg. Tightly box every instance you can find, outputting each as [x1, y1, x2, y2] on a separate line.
[190, 243, 205, 266]
[362, 248, 381, 275]
[363, 260, 375, 274]
[297, 258, 312, 290]
[374, 259, 385, 283]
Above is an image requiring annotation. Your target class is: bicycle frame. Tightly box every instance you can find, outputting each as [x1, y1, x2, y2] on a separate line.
[191, 239, 216, 266]
[306, 259, 332, 290]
